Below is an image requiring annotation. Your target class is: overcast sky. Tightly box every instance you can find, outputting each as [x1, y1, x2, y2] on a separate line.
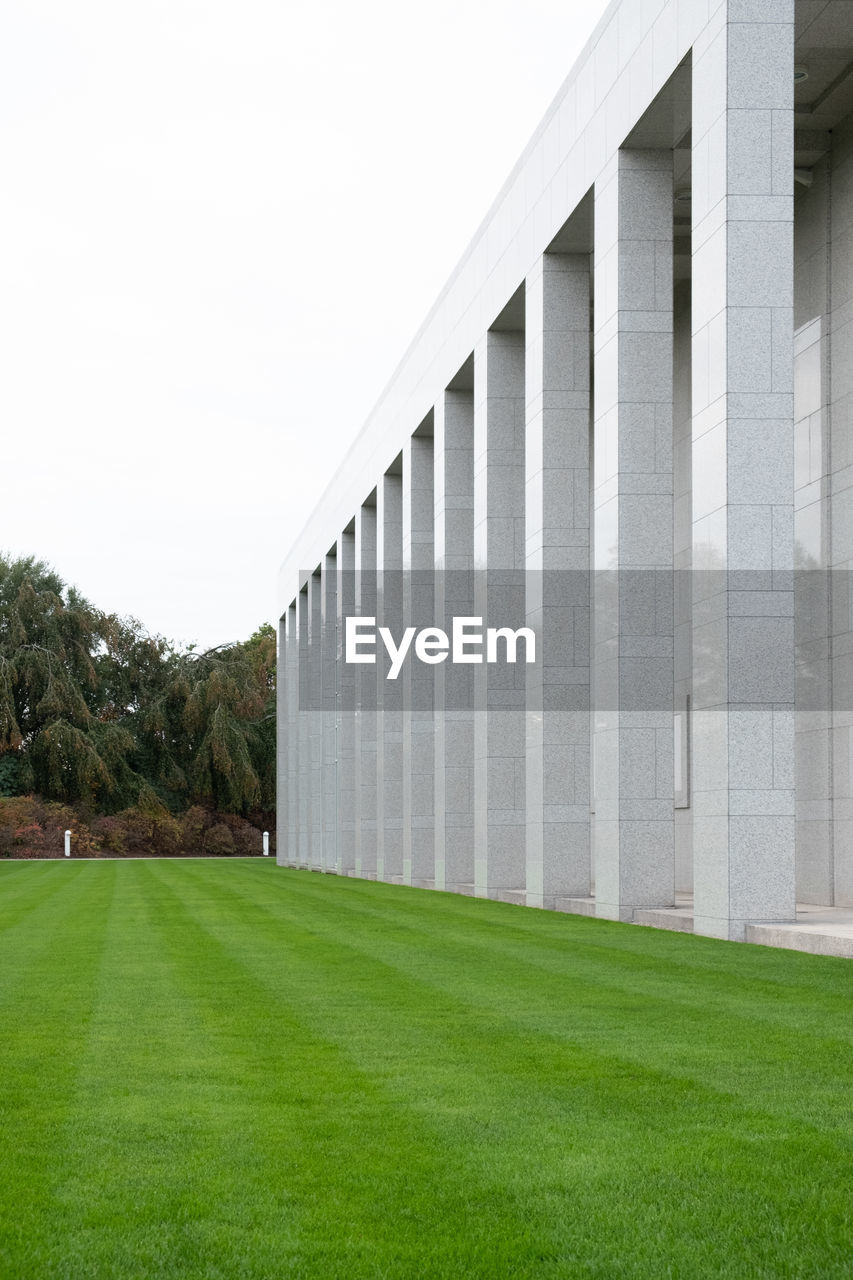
[1, 0, 610, 651]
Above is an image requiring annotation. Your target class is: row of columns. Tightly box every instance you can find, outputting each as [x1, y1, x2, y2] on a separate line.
[278, 4, 796, 940]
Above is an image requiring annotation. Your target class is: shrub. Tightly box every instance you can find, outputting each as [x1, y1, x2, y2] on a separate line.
[180, 805, 209, 853]
[203, 823, 236, 857]
[89, 815, 128, 855]
[152, 812, 181, 856]
[0, 795, 269, 858]
[0, 796, 98, 858]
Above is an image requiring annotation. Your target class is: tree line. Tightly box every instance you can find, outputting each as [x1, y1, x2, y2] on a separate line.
[0, 555, 275, 851]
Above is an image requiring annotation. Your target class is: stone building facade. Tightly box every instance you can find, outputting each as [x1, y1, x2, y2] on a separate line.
[276, 0, 853, 943]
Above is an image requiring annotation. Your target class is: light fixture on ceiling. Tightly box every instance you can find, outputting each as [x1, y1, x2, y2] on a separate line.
[794, 65, 809, 82]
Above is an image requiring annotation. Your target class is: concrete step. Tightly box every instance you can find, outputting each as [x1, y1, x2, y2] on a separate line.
[634, 907, 694, 933]
[551, 896, 597, 917]
[745, 921, 853, 958]
[492, 888, 527, 907]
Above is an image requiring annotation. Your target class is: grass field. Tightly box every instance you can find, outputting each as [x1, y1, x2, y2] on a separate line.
[0, 861, 851, 1280]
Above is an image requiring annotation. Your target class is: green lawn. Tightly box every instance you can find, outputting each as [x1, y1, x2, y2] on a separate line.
[0, 862, 851, 1279]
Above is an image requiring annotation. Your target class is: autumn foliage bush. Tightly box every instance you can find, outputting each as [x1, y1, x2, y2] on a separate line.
[0, 795, 272, 859]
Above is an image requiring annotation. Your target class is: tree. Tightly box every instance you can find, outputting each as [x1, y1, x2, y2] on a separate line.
[0, 555, 131, 806]
[161, 625, 276, 815]
[0, 553, 277, 818]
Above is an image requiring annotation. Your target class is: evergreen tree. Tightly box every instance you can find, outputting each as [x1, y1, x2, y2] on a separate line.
[0, 554, 276, 817]
[0, 556, 127, 805]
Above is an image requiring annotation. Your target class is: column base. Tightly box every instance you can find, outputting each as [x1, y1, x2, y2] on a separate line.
[487, 887, 527, 907]
[550, 895, 597, 916]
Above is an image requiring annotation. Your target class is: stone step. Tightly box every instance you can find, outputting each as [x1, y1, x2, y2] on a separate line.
[492, 888, 527, 907]
[744, 922, 853, 958]
[551, 896, 597, 917]
[634, 907, 694, 933]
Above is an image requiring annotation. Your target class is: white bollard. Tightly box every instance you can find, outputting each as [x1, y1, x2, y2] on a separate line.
[263, 831, 269, 857]
[64, 830, 71, 858]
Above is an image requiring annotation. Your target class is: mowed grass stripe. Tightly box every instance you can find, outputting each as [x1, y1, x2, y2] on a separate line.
[265, 864, 852, 1007]
[150, 862, 852, 1278]
[233, 862, 851, 1008]
[0, 861, 851, 1279]
[196, 865, 853, 1129]
[0, 859, 93, 938]
[161, 866, 853, 1154]
[0, 863, 118, 1269]
[143, 858, 566, 1279]
[41, 859, 305, 1280]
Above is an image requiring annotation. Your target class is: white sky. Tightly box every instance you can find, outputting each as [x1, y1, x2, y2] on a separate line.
[1, 0, 610, 651]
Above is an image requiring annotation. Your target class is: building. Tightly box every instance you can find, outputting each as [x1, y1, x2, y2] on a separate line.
[276, 0, 853, 950]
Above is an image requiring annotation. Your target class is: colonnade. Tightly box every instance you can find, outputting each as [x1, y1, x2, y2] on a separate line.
[278, 2, 798, 941]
